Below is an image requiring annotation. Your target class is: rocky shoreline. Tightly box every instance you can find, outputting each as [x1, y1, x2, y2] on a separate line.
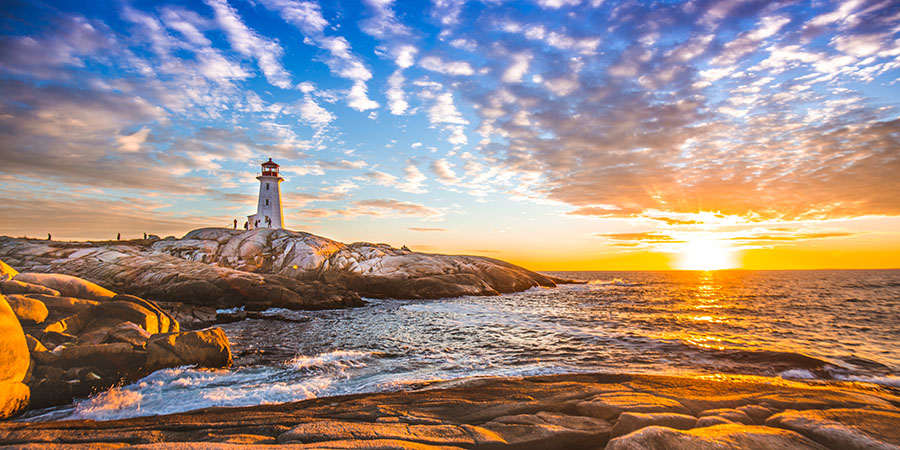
[0, 227, 569, 308]
[1, 261, 233, 417]
[0, 228, 577, 421]
[1, 372, 898, 449]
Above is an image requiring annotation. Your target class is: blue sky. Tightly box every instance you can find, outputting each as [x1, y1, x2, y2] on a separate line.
[1, 0, 899, 269]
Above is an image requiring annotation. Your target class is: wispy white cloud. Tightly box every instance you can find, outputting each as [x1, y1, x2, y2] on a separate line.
[260, 0, 378, 110]
[204, 0, 293, 88]
[419, 56, 475, 76]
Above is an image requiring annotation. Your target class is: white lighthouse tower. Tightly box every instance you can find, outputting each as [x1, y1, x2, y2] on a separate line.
[247, 158, 284, 229]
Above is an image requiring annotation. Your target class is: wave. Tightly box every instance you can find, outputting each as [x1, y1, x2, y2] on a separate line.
[290, 350, 378, 371]
[832, 374, 900, 387]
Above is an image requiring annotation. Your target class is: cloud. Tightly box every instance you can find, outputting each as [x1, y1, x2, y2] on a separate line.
[0, 187, 223, 241]
[400, 163, 428, 193]
[536, 0, 582, 8]
[117, 127, 151, 152]
[0, 15, 114, 79]
[428, 92, 468, 125]
[502, 52, 532, 83]
[203, 0, 293, 88]
[359, 0, 412, 39]
[260, 0, 378, 110]
[297, 98, 335, 125]
[300, 198, 445, 220]
[595, 232, 685, 247]
[351, 198, 444, 219]
[386, 70, 410, 114]
[431, 159, 460, 184]
[360, 161, 428, 194]
[457, 0, 900, 224]
[728, 231, 856, 242]
[431, 0, 466, 27]
[0, 81, 179, 189]
[419, 56, 475, 76]
[408, 227, 447, 232]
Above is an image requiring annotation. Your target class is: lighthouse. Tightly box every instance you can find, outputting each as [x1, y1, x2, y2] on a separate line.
[247, 158, 284, 229]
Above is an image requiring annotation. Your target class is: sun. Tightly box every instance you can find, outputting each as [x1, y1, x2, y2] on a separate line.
[678, 239, 737, 270]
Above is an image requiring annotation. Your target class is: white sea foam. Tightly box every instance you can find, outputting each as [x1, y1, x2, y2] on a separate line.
[216, 306, 245, 314]
[779, 369, 817, 380]
[833, 374, 900, 387]
[259, 307, 308, 320]
[290, 350, 375, 370]
[36, 364, 347, 421]
[71, 387, 144, 421]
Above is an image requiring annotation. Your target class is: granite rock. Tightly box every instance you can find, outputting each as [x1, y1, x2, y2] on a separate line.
[0, 294, 30, 419]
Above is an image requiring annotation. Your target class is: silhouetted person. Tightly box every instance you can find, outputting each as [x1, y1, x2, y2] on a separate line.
[255, 220, 259, 228]
[243, 221, 248, 230]
[265, 216, 271, 227]
[143, 232, 147, 239]
[47, 233, 51, 241]
[233, 219, 238, 229]
[117, 233, 121, 241]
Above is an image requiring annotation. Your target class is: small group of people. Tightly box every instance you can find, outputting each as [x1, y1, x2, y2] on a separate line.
[233, 217, 271, 230]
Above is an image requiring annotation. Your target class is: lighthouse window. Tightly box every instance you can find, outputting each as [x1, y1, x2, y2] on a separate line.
[266, 183, 270, 190]
[265, 199, 269, 206]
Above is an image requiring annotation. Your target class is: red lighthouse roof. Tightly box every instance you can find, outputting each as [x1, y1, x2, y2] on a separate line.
[261, 157, 279, 167]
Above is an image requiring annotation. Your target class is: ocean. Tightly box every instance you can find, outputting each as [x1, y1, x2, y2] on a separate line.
[24, 269, 900, 421]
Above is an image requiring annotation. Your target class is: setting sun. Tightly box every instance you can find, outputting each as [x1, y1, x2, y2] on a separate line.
[678, 239, 736, 271]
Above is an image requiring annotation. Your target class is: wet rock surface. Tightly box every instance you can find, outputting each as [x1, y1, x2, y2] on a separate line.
[1, 373, 898, 449]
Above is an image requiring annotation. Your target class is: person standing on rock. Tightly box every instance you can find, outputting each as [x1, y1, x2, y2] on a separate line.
[233, 219, 238, 229]
[47, 233, 51, 241]
[117, 233, 121, 241]
[144, 232, 147, 239]
[243, 221, 248, 230]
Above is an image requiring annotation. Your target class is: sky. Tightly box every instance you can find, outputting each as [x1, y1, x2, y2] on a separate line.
[0, 0, 899, 270]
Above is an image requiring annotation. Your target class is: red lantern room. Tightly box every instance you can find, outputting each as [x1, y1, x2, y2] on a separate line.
[261, 158, 280, 177]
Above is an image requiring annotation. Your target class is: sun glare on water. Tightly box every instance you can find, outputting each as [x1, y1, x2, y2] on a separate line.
[678, 239, 737, 270]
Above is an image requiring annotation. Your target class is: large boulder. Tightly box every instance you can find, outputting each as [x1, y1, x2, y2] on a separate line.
[276, 421, 505, 447]
[610, 412, 698, 438]
[767, 408, 900, 449]
[146, 328, 232, 370]
[0, 259, 17, 281]
[606, 424, 829, 450]
[27, 295, 98, 319]
[318, 243, 557, 299]
[13, 273, 116, 301]
[113, 294, 178, 333]
[0, 280, 60, 296]
[576, 392, 691, 421]
[3, 294, 49, 325]
[0, 294, 30, 418]
[154, 228, 344, 277]
[482, 411, 613, 449]
[52, 342, 144, 375]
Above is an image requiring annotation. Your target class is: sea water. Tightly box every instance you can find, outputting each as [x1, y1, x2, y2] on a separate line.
[25, 270, 900, 421]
